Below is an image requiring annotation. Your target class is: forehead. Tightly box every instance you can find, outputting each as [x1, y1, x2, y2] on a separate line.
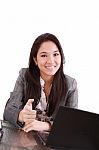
[38, 41, 59, 53]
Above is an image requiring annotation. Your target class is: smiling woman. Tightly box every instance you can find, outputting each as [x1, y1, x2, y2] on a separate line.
[34, 41, 61, 79]
[3, 33, 78, 132]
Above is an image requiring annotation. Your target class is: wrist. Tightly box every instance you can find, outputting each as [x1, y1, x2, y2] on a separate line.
[17, 120, 25, 128]
[43, 121, 51, 131]
[18, 110, 24, 123]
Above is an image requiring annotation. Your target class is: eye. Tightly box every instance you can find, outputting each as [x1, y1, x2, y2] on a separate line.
[53, 53, 60, 56]
[41, 54, 47, 57]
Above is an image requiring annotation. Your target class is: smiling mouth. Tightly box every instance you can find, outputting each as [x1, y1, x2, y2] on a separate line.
[45, 66, 56, 69]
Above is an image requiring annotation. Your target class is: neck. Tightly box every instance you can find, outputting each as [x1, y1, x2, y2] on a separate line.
[40, 75, 53, 98]
[40, 74, 54, 85]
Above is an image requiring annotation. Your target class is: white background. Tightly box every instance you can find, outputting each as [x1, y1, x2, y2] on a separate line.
[0, 0, 99, 119]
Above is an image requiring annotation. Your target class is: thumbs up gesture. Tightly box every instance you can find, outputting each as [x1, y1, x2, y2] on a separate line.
[18, 99, 36, 124]
[24, 99, 33, 110]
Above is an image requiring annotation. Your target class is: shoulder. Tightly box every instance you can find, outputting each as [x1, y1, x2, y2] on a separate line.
[18, 68, 28, 80]
[65, 74, 76, 82]
[19, 68, 27, 74]
[64, 74, 77, 90]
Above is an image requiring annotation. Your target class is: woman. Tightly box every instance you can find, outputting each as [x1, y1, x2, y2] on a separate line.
[3, 33, 78, 132]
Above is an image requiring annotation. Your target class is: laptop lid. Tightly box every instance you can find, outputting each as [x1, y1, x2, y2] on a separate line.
[46, 106, 99, 150]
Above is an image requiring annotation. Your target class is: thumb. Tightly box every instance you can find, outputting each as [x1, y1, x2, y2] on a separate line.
[24, 99, 34, 110]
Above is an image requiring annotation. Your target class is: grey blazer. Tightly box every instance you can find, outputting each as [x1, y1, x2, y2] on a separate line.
[3, 68, 78, 127]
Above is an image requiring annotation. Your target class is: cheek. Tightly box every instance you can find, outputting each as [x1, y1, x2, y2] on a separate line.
[57, 57, 61, 65]
[37, 58, 46, 66]
[36, 56, 43, 64]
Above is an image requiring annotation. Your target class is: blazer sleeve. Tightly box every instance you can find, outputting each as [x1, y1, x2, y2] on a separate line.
[3, 68, 25, 127]
[65, 78, 78, 108]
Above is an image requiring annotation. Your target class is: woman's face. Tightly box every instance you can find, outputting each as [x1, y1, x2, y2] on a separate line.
[34, 41, 61, 80]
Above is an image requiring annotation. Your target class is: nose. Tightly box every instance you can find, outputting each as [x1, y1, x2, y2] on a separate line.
[46, 55, 54, 63]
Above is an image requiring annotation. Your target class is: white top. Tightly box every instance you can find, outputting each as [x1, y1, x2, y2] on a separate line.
[36, 77, 47, 115]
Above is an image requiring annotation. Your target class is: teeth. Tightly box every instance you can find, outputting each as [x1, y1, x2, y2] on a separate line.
[46, 66, 54, 69]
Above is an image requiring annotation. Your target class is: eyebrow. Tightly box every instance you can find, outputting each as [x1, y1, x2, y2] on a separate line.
[39, 50, 59, 54]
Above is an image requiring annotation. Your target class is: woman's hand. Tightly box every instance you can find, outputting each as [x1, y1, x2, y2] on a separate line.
[18, 99, 36, 124]
[18, 99, 51, 132]
[22, 119, 51, 132]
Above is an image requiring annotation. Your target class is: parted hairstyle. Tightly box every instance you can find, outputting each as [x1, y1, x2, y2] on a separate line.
[25, 33, 68, 116]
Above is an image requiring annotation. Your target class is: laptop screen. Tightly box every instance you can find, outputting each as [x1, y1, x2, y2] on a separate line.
[46, 106, 99, 150]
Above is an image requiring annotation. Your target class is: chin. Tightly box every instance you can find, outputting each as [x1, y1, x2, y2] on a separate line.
[46, 71, 57, 76]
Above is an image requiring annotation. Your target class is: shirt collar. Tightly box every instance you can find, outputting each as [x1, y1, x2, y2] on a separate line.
[40, 76, 45, 88]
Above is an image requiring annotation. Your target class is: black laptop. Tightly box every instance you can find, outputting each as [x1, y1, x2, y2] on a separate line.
[37, 106, 99, 150]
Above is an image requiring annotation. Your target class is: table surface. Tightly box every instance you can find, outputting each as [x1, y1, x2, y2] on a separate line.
[0, 120, 53, 150]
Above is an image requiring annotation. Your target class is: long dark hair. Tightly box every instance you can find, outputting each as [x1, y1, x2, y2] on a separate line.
[25, 33, 67, 116]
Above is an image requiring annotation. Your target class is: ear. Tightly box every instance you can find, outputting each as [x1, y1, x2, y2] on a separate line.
[33, 57, 37, 65]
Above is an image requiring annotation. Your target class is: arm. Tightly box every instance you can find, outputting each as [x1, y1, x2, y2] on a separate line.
[47, 77, 78, 125]
[22, 120, 51, 132]
[3, 68, 26, 127]
[65, 79, 78, 108]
